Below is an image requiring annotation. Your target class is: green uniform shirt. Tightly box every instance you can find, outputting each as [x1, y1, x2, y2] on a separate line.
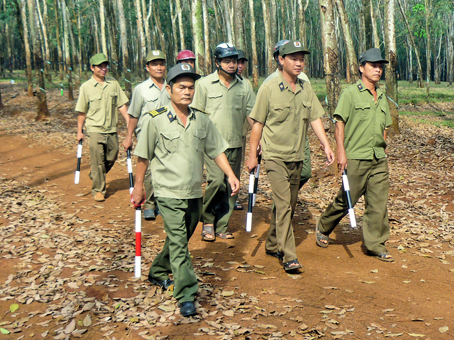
[191, 71, 256, 148]
[250, 73, 324, 162]
[134, 107, 229, 199]
[334, 80, 393, 160]
[263, 68, 311, 84]
[75, 76, 129, 133]
[128, 78, 171, 135]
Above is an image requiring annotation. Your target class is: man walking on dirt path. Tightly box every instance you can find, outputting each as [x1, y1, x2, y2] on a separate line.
[315, 48, 394, 262]
[234, 49, 252, 211]
[247, 40, 335, 273]
[132, 63, 239, 317]
[76, 53, 129, 202]
[191, 43, 256, 241]
[123, 50, 170, 220]
[263, 40, 315, 247]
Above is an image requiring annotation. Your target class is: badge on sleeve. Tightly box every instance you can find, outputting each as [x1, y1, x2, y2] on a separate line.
[279, 82, 285, 92]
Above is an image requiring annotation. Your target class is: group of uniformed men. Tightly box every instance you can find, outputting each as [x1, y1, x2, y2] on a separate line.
[76, 39, 393, 317]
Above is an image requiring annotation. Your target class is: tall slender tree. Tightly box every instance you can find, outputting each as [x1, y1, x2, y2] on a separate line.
[27, 0, 48, 118]
[61, 0, 73, 100]
[176, 0, 185, 50]
[384, 0, 399, 135]
[320, 0, 340, 122]
[99, 0, 108, 55]
[116, 0, 131, 97]
[249, 0, 259, 87]
[20, 0, 33, 96]
[262, 0, 273, 75]
[334, 0, 359, 83]
[192, 0, 204, 74]
[202, 0, 211, 74]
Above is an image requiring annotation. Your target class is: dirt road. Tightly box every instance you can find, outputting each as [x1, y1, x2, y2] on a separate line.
[0, 88, 454, 339]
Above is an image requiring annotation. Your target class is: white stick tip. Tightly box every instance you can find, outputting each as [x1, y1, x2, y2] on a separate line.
[75, 171, 80, 184]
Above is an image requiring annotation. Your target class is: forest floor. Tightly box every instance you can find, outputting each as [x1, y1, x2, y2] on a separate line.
[0, 83, 454, 340]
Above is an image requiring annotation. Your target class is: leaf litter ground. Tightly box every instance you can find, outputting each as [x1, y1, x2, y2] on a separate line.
[0, 86, 453, 339]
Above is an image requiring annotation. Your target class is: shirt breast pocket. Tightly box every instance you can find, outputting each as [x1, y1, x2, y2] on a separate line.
[354, 102, 371, 120]
[301, 100, 311, 120]
[145, 97, 159, 109]
[193, 129, 206, 152]
[271, 102, 291, 124]
[206, 92, 223, 114]
[89, 95, 102, 111]
[110, 92, 118, 108]
[161, 131, 180, 154]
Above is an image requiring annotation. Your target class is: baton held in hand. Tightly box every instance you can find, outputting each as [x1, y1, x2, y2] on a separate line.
[342, 169, 357, 228]
[127, 149, 142, 278]
[75, 140, 82, 184]
[252, 154, 262, 207]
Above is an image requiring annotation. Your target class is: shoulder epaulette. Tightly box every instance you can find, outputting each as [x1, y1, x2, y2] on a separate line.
[148, 106, 168, 117]
[191, 107, 208, 115]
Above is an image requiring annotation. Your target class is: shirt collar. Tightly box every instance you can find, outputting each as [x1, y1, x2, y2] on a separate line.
[277, 72, 303, 93]
[90, 76, 111, 87]
[357, 79, 384, 99]
[211, 71, 238, 88]
[147, 78, 167, 90]
[167, 106, 196, 124]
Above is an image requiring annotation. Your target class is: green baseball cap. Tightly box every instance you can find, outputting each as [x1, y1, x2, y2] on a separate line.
[279, 40, 310, 57]
[167, 63, 201, 83]
[90, 53, 109, 66]
[359, 48, 389, 64]
[146, 50, 166, 63]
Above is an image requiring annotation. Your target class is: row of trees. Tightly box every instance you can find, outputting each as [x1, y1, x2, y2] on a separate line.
[0, 0, 453, 126]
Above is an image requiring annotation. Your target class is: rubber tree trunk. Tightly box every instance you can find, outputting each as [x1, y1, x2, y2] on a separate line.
[262, 0, 273, 76]
[202, 0, 212, 74]
[397, 0, 424, 87]
[61, 0, 73, 100]
[334, 0, 359, 84]
[425, 0, 431, 85]
[175, 0, 185, 50]
[99, 0, 108, 55]
[116, 0, 131, 98]
[55, 0, 63, 81]
[36, 0, 51, 82]
[370, 0, 380, 48]
[191, 0, 204, 74]
[298, 0, 309, 74]
[169, 0, 178, 64]
[21, 0, 33, 96]
[134, 0, 146, 78]
[28, 0, 49, 119]
[249, 0, 259, 87]
[384, 0, 400, 136]
[320, 0, 340, 123]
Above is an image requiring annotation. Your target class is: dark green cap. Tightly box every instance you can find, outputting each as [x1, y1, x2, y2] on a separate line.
[279, 40, 310, 57]
[90, 53, 109, 66]
[146, 50, 166, 63]
[359, 48, 389, 64]
[238, 50, 248, 61]
[167, 63, 201, 83]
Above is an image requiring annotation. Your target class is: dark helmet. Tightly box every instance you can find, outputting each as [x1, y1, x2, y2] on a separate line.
[214, 43, 239, 60]
[273, 39, 290, 59]
[176, 50, 196, 63]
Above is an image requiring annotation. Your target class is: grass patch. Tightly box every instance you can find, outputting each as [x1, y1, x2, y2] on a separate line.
[401, 110, 454, 128]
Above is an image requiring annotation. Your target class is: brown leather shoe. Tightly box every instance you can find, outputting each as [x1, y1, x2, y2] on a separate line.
[94, 192, 105, 202]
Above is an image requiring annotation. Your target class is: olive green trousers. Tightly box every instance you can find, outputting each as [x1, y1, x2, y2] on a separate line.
[319, 157, 390, 255]
[149, 197, 202, 302]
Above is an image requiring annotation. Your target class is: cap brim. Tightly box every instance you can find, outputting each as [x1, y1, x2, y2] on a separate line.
[167, 72, 201, 83]
[361, 58, 389, 64]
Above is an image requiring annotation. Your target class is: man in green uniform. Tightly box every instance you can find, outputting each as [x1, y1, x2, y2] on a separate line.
[192, 43, 256, 241]
[132, 63, 240, 317]
[316, 48, 394, 262]
[263, 40, 314, 248]
[247, 40, 334, 272]
[123, 50, 169, 220]
[235, 49, 251, 211]
[76, 53, 129, 202]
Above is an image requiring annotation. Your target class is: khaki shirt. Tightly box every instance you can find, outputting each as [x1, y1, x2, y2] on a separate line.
[75, 76, 129, 133]
[264, 68, 311, 84]
[134, 106, 229, 199]
[128, 78, 171, 135]
[334, 80, 393, 160]
[250, 72, 324, 161]
[191, 71, 256, 148]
